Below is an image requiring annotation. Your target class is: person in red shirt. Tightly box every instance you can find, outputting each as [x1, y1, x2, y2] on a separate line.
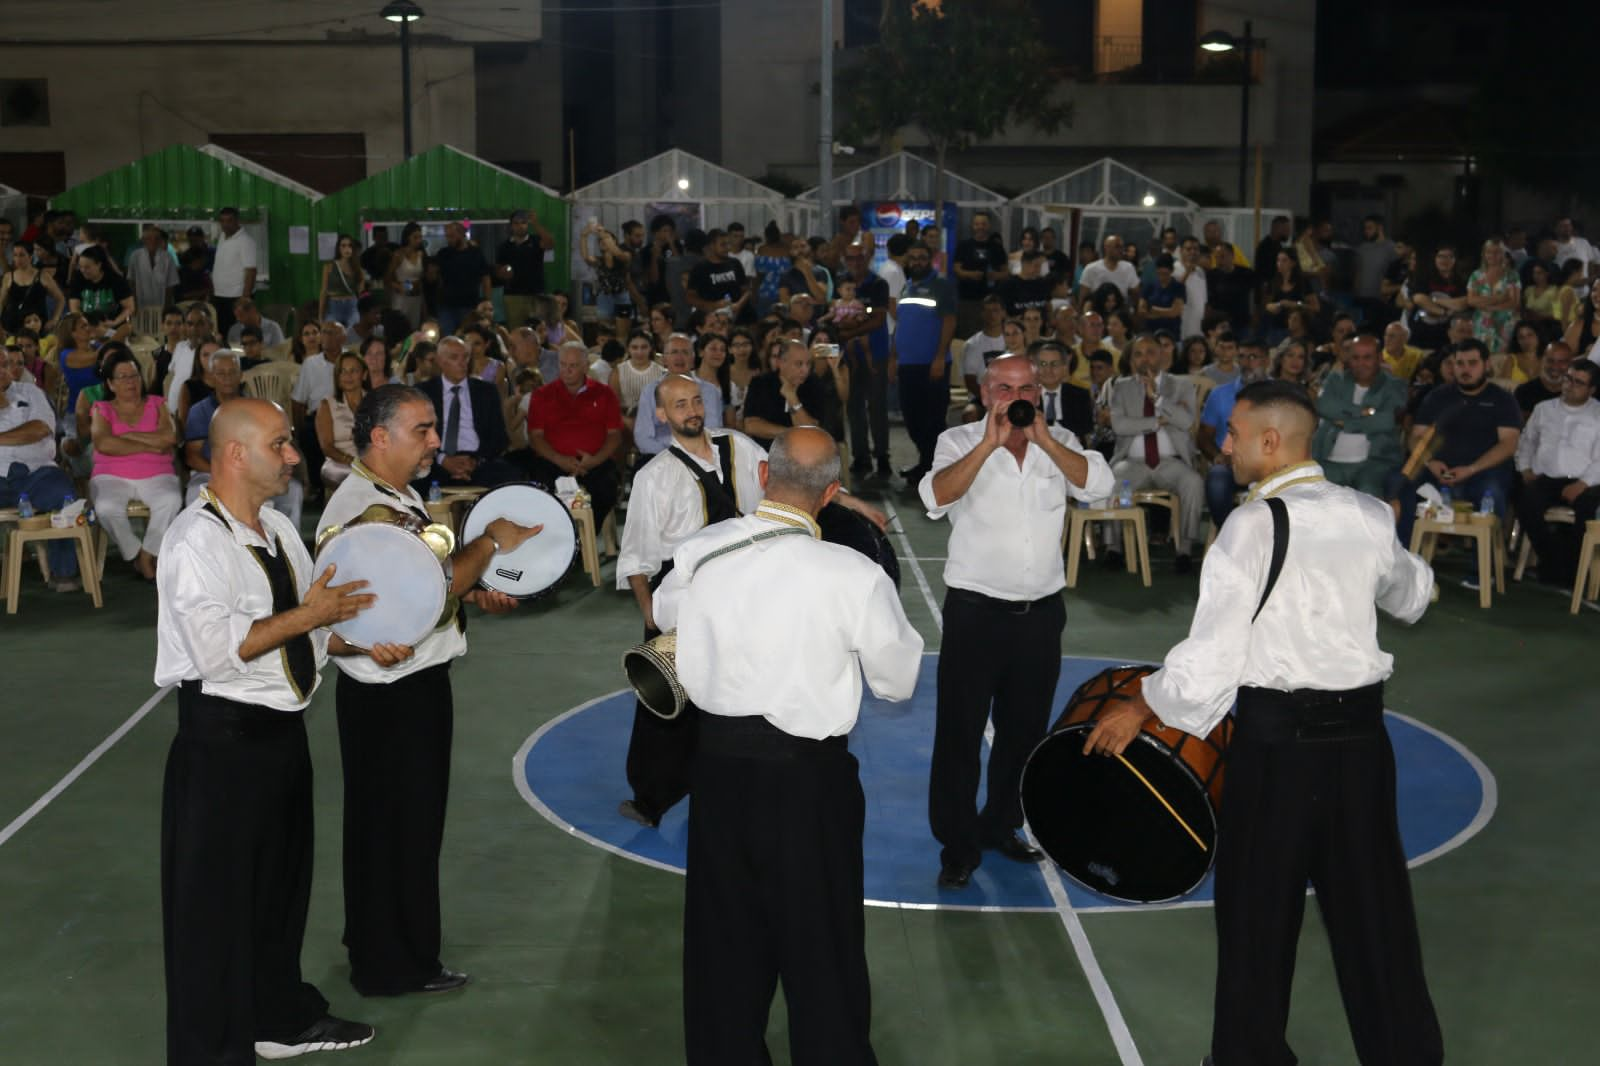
[527, 341, 625, 525]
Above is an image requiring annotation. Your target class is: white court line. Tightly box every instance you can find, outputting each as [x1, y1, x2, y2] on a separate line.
[0, 686, 172, 850]
[881, 500, 1146, 1066]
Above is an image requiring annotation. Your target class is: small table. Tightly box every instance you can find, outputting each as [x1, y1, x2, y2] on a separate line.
[1065, 505, 1152, 589]
[571, 503, 601, 588]
[1409, 512, 1506, 609]
[6, 522, 104, 613]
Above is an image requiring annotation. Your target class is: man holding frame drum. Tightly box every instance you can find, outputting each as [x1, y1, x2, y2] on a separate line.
[318, 384, 542, 998]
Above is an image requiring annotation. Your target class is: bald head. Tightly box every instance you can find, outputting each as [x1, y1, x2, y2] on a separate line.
[208, 397, 280, 455]
[658, 373, 701, 405]
[208, 397, 299, 501]
[763, 427, 841, 513]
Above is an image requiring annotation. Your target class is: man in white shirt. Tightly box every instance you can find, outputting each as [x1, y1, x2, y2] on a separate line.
[125, 224, 178, 310]
[1553, 216, 1599, 277]
[919, 355, 1113, 888]
[877, 233, 910, 337]
[1108, 334, 1205, 570]
[291, 321, 342, 500]
[653, 426, 923, 1066]
[155, 398, 378, 1062]
[1075, 234, 1141, 303]
[319, 384, 536, 997]
[1084, 380, 1440, 1066]
[1513, 360, 1600, 584]
[209, 207, 258, 337]
[0, 362, 80, 588]
[959, 295, 1009, 420]
[165, 306, 218, 412]
[617, 374, 768, 829]
[1172, 236, 1208, 340]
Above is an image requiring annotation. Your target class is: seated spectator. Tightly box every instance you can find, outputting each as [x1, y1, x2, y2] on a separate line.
[590, 338, 625, 391]
[1108, 334, 1203, 571]
[315, 352, 368, 489]
[223, 297, 285, 349]
[235, 326, 270, 371]
[414, 335, 516, 490]
[359, 334, 396, 389]
[803, 326, 848, 444]
[633, 333, 724, 458]
[1513, 360, 1600, 584]
[1313, 334, 1406, 498]
[960, 296, 1009, 418]
[1403, 246, 1468, 352]
[1138, 255, 1186, 330]
[742, 338, 826, 449]
[613, 329, 665, 434]
[149, 307, 186, 388]
[1497, 320, 1543, 385]
[1030, 339, 1093, 445]
[1201, 331, 1241, 386]
[1514, 341, 1574, 421]
[1179, 335, 1211, 376]
[88, 348, 182, 581]
[1085, 348, 1118, 459]
[1198, 341, 1270, 530]
[524, 342, 624, 527]
[182, 349, 303, 529]
[463, 322, 507, 394]
[0, 348, 81, 591]
[67, 246, 135, 335]
[1105, 308, 1134, 355]
[1381, 320, 1426, 382]
[694, 332, 743, 428]
[1272, 338, 1317, 397]
[1392, 339, 1521, 545]
[997, 251, 1053, 317]
[1523, 260, 1564, 325]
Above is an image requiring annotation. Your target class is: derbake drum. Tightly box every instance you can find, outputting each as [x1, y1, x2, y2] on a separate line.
[622, 631, 685, 720]
[1019, 665, 1234, 904]
[459, 483, 579, 598]
[314, 522, 451, 650]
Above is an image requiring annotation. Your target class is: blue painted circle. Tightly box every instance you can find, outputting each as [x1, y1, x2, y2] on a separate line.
[518, 656, 1492, 911]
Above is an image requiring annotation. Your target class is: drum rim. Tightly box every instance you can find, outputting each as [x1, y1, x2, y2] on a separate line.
[1020, 719, 1221, 905]
[314, 521, 450, 650]
[460, 481, 580, 600]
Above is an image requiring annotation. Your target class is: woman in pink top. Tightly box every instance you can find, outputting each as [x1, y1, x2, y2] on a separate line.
[89, 348, 182, 580]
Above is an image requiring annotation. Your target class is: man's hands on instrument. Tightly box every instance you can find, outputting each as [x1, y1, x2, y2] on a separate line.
[1082, 692, 1155, 758]
[304, 564, 376, 625]
[485, 517, 543, 555]
[982, 398, 1011, 451]
[464, 588, 518, 613]
[367, 642, 415, 667]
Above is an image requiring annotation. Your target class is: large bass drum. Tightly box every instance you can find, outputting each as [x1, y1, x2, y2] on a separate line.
[1019, 665, 1233, 904]
[817, 501, 901, 589]
[459, 483, 578, 599]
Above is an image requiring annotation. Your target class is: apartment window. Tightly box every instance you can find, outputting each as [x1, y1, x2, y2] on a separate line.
[0, 80, 50, 127]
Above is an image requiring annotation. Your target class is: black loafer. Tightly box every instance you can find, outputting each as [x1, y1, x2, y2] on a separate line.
[1175, 553, 1194, 575]
[989, 833, 1044, 863]
[937, 861, 975, 889]
[421, 968, 470, 994]
[618, 799, 660, 829]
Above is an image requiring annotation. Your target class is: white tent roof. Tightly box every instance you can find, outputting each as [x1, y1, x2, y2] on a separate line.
[197, 144, 324, 201]
[1012, 157, 1196, 212]
[798, 151, 1005, 206]
[573, 148, 788, 204]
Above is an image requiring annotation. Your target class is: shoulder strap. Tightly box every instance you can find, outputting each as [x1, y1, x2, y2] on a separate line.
[713, 433, 737, 504]
[1253, 497, 1290, 623]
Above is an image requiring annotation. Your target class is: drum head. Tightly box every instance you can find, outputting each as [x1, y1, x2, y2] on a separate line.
[460, 483, 578, 598]
[1021, 724, 1218, 904]
[315, 523, 448, 650]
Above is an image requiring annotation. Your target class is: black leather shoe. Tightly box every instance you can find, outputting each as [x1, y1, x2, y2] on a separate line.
[1175, 553, 1194, 575]
[618, 799, 660, 829]
[989, 833, 1044, 863]
[420, 968, 470, 994]
[936, 861, 974, 889]
[876, 459, 893, 478]
[1102, 549, 1125, 570]
[898, 464, 928, 482]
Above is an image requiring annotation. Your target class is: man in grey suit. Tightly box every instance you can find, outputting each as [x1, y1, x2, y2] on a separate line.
[1109, 333, 1204, 571]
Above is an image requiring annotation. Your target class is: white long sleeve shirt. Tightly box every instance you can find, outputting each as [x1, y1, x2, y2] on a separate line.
[616, 429, 767, 588]
[1143, 462, 1434, 739]
[1515, 396, 1600, 485]
[919, 421, 1115, 602]
[154, 493, 330, 711]
[653, 502, 924, 739]
[0, 380, 58, 470]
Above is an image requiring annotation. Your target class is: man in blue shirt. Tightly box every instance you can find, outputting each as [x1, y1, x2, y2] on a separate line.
[182, 347, 304, 529]
[1198, 342, 1270, 529]
[892, 243, 957, 481]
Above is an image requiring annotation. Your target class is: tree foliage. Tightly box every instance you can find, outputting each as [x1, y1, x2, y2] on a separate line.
[836, 0, 1071, 196]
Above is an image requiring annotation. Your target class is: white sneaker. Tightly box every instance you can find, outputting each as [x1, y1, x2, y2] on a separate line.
[255, 1016, 375, 1059]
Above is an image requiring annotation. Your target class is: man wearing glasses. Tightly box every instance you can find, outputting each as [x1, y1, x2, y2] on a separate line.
[1029, 339, 1093, 446]
[1513, 359, 1600, 585]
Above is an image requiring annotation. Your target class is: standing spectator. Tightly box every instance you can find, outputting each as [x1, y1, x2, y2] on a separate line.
[225, 298, 285, 349]
[639, 214, 680, 308]
[892, 242, 958, 481]
[0, 350, 81, 590]
[1138, 255, 1186, 330]
[1313, 334, 1407, 498]
[665, 229, 705, 330]
[1202, 220, 1251, 271]
[525, 342, 624, 527]
[1403, 246, 1468, 351]
[1294, 219, 1334, 293]
[0, 239, 63, 334]
[176, 226, 213, 303]
[360, 226, 395, 293]
[580, 220, 633, 329]
[952, 211, 1007, 335]
[1253, 215, 1293, 284]
[780, 236, 830, 306]
[996, 251, 1054, 317]
[318, 234, 366, 330]
[126, 225, 179, 312]
[89, 348, 183, 581]
[1040, 226, 1072, 279]
[1076, 234, 1140, 304]
[433, 222, 491, 337]
[831, 245, 891, 475]
[816, 204, 865, 272]
[1206, 243, 1255, 333]
[1172, 237, 1208, 340]
[725, 221, 755, 278]
[385, 223, 428, 330]
[1514, 360, 1600, 584]
[1354, 215, 1398, 328]
[960, 295, 1009, 413]
[497, 209, 553, 329]
[750, 222, 791, 318]
[1553, 216, 1599, 278]
[209, 208, 257, 337]
[686, 230, 751, 319]
[1467, 239, 1522, 351]
[0, 217, 13, 267]
[1108, 334, 1204, 571]
[619, 220, 650, 314]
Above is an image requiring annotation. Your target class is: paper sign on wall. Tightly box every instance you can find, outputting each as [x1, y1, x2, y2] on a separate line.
[288, 226, 310, 255]
[317, 232, 340, 261]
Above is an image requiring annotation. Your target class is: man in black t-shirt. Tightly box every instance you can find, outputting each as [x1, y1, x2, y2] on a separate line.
[1040, 226, 1072, 280]
[496, 209, 554, 329]
[361, 227, 395, 296]
[742, 339, 826, 448]
[1206, 245, 1254, 331]
[685, 229, 750, 320]
[1393, 339, 1522, 546]
[952, 211, 1006, 335]
[432, 222, 491, 337]
[1253, 215, 1292, 286]
[1513, 341, 1574, 421]
[996, 252, 1054, 316]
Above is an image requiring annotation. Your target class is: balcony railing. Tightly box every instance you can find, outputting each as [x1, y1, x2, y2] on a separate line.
[1075, 35, 1262, 86]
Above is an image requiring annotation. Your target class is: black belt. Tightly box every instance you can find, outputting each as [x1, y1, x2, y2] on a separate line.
[697, 712, 847, 761]
[947, 586, 1060, 615]
[178, 679, 305, 738]
[1235, 682, 1385, 743]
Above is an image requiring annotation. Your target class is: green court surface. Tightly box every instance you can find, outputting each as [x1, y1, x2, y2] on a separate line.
[0, 465, 1594, 1065]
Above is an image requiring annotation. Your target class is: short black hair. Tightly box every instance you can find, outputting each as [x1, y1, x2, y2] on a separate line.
[353, 383, 430, 452]
[238, 325, 262, 343]
[1453, 338, 1490, 361]
[886, 233, 910, 257]
[1570, 361, 1598, 387]
[1236, 378, 1317, 422]
[622, 219, 643, 236]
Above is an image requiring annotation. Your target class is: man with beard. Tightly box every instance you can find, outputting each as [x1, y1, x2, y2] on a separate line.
[1199, 341, 1272, 529]
[893, 243, 957, 482]
[616, 373, 769, 828]
[319, 384, 540, 998]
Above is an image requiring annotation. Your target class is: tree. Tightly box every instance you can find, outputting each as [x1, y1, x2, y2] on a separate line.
[836, 0, 1071, 211]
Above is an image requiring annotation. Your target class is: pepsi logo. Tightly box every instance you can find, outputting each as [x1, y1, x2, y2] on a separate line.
[872, 203, 902, 228]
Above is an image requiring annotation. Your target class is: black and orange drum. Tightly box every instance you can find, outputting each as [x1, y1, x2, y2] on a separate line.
[1020, 665, 1233, 904]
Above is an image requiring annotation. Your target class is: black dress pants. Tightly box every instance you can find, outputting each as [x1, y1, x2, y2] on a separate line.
[162, 683, 329, 1066]
[1513, 475, 1600, 584]
[684, 714, 876, 1066]
[336, 664, 453, 994]
[897, 364, 949, 471]
[525, 455, 621, 529]
[929, 588, 1064, 869]
[1211, 687, 1443, 1066]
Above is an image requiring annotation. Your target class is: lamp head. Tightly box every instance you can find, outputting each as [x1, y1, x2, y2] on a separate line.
[1199, 30, 1236, 52]
[382, 1, 425, 23]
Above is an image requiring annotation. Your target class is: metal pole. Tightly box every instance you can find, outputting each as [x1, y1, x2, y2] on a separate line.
[401, 17, 414, 159]
[818, 0, 834, 238]
[1237, 20, 1251, 207]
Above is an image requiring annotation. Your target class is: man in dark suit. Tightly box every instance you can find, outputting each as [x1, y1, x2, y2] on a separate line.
[414, 336, 517, 491]
[1030, 340, 1094, 445]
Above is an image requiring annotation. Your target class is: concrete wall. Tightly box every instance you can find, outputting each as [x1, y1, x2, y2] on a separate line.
[721, 0, 827, 180]
[0, 43, 476, 187]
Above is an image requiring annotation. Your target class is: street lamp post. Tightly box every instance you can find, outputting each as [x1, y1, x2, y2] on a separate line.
[381, 1, 426, 159]
[1200, 20, 1260, 207]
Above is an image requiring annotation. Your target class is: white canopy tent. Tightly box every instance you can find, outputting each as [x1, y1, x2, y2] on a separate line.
[1010, 158, 1199, 260]
[793, 151, 1008, 236]
[568, 149, 791, 283]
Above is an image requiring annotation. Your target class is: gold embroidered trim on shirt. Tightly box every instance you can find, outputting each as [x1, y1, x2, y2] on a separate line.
[754, 499, 821, 538]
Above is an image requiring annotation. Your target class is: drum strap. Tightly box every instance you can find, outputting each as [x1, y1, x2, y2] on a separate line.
[668, 435, 740, 526]
[200, 495, 317, 701]
[689, 526, 810, 579]
[1252, 497, 1290, 624]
